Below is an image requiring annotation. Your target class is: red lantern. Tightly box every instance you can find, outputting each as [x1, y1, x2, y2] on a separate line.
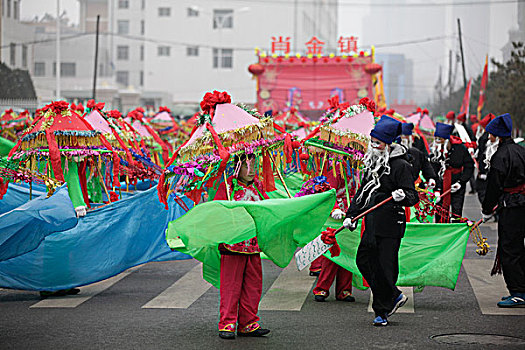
[248, 63, 265, 76]
[364, 63, 382, 75]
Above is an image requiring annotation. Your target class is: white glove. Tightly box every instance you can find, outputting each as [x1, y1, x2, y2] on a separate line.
[75, 206, 87, 218]
[479, 174, 487, 180]
[434, 191, 441, 204]
[427, 178, 436, 190]
[451, 182, 461, 193]
[481, 211, 493, 223]
[343, 218, 357, 231]
[392, 189, 406, 202]
[331, 208, 345, 220]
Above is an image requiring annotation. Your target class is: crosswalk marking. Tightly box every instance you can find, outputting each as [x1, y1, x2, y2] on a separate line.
[142, 263, 211, 309]
[367, 286, 415, 314]
[259, 260, 315, 311]
[463, 259, 525, 316]
[30, 266, 140, 308]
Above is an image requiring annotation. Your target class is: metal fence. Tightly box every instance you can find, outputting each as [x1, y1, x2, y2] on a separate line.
[0, 99, 40, 113]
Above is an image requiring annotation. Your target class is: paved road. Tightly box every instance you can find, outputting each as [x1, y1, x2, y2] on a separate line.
[1, 193, 524, 349]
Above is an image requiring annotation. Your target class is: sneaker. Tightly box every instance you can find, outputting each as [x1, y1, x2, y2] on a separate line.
[501, 295, 512, 301]
[314, 290, 328, 302]
[238, 328, 270, 337]
[218, 331, 235, 339]
[66, 288, 80, 295]
[373, 315, 388, 327]
[497, 295, 525, 308]
[336, 295, 355, 302]
[389, 293, 408, 316]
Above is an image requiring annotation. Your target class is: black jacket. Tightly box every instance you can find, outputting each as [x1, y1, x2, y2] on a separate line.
[482, 138, 525, 213]
[346, 144, 419, 239]
[407, 147, 436, 182]
[431, 143, 474, 191]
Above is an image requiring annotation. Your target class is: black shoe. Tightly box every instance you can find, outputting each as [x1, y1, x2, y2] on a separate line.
[309, 271, 320, 277]
[238, 328, 270, 337]
[314, 294, 327, 302]
[66, 288, 80, 295]
[39, 290, 68, 298]
[219, 331, 235, 339]
[337, 295, 355, 302]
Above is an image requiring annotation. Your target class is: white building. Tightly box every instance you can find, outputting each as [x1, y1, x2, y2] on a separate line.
[144, 0, 338, 104]
[1, 0, 34, 72]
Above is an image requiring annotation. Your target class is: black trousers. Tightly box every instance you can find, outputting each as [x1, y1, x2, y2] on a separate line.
[356, 236, 402, 317]
[476, 178, 487, 204]
[498, 206, 525, 294]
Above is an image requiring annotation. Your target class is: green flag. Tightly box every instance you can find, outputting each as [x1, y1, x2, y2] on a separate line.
[167, 190, 336, 287]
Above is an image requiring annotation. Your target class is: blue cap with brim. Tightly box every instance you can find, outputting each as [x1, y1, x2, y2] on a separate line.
[370, 115, 402, 145]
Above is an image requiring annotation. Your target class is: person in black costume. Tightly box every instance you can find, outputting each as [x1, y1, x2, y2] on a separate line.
[399, 122, 437, 188]
[481, 113, 525, 308]
[344, 115, 419, 327]
[429, 123, 474, 222]
[475, 113, 496, 204]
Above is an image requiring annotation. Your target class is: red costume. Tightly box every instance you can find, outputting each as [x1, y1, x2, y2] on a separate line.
[214, 176, 268, 334]
[312, 167, 354, 300]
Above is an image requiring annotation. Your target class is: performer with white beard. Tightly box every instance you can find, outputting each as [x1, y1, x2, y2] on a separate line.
[481, 113, 525, 308]
[476, 113, 496, 204]
[430, 123, 474, 222]
[344, 116, 419, 327]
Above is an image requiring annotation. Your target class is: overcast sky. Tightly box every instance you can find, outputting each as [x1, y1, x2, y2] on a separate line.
[21, 0, 79, 24]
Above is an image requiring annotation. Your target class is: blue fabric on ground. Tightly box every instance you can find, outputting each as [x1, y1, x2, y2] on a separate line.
[0, 185, 77, 262]
[0, 182, 47, 215]
[0, 185, 192, 291]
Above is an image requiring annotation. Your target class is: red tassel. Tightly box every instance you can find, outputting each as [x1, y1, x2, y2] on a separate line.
[144, 123, 170, 164]
[0, 177, 9, 199]
[45, 129, 65, 182]
[78, 161, 91, 208]
[284, 133, 293, 163]
[206, 123, 230, 175]
[262, 150, 276, 192]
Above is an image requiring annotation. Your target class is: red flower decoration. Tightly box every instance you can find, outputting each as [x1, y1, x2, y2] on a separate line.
[76, 103, 85, 114]
[159, 106, 171, 113]
[136, 107, 145, 114]
[107, 110, 122, 119]
[328, 96, 340, 110]
[44, 101, 69, 114]
[200, 90, 232, 114]
[87, 99, 105, 111]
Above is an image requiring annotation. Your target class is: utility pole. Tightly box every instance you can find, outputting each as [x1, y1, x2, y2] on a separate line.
[56, 0, 61, 100]
[92, 15, 100, 100]
[457, 18, 467, 89]
[447, 50, 453, 96]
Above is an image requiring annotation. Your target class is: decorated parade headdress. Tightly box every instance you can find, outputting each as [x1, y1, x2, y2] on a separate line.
[445, 111, 455, 121]
[401, 122, 414, 136]
[434, 122, 455, 140]
[486, 113, 512, 137]
[370, 115, 402, 144]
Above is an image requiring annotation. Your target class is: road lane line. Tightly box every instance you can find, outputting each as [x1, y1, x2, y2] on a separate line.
[30, 266, 140, 308]
[367, 286, 414, 314]
[142, 263, 211, 309]
[463, 259, 525, 316]
[259, 260, 315, 311]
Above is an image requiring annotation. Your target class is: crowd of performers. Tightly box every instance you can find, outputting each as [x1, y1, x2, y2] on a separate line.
[1, 101, 523, 338]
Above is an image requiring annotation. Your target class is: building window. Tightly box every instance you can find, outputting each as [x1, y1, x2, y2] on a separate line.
[118, 0, 129, 9]
[117, 20, 129, 34]
[158, 7, 171, 17]
[13, 0, 19, 19]
[140, 20, 145, 35]
[141, 0, 145, 10]
[7, 0, 11, 18]
[140, 71, 144, 86]
[9, 43, 16, 66]
[53, 62, 76, 77]
[213, 48, 233, 68]
[34, 62, 45, 76]
[117, 45, 129, 60]
[116, 71, 129, 86]
[186, 46, 199, 57]
[187, 7, 199, 17]
[22, 44, 27, 67]
[158, 46, 170, 57]
[213, 9, 233, 29]
[140, 45, 144, 61]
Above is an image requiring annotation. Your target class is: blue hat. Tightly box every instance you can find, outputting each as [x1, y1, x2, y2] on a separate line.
[370, 115, 402, 144]
[434, 122, 454, 139]
[401, 122, 414, 136]
[486, 113, 512, 137]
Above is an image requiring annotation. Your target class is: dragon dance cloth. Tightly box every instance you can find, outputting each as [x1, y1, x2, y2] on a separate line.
[0, 185, 192, 291]
[168, 190, 469, 291]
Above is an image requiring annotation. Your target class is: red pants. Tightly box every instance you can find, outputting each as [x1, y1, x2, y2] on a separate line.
[313, 256, 353, 299]
[310, 256, 323, 273]
[219, 254, 262, 331]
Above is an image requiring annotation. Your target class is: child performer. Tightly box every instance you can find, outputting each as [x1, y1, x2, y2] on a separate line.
[213, 154, 271, 340]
